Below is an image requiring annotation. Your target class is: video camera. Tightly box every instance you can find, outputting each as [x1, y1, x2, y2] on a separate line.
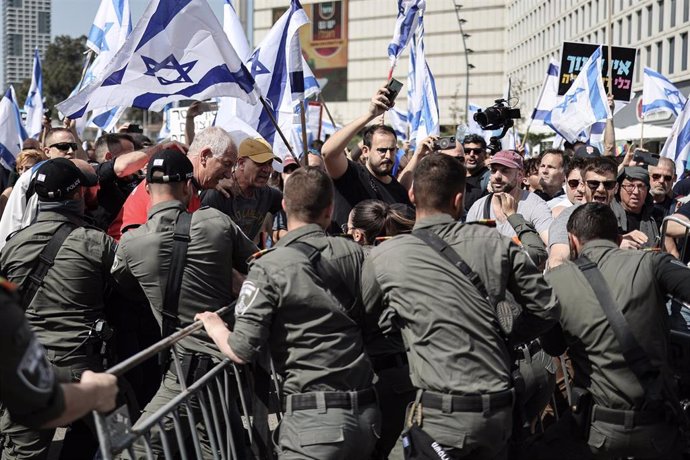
[473, 99, 521, 153]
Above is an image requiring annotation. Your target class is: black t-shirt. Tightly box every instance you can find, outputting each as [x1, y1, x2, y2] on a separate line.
[673, 177, 690, 198]
[651, 196, 675, 229]
[331, 160, 411, 232]
[92, 161, 140, 231]
[464, 166, 489, 211]
[202, 185, 283, 240]
[625, 211, 642, 233]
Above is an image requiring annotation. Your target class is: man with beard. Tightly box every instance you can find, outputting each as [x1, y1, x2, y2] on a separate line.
[648, 157, 676, 225]
[551, 157, 589, 217]
[466, 150, 552, 244]
[548, 157, 647, 267]
[462, 134, 491, 211]
[201, 137, 283, 243]
[322, 86, 414, 232]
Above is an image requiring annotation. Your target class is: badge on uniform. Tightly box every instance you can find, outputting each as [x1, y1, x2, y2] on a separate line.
[235, 281, 259, 316]
[17, 338, 55, 394]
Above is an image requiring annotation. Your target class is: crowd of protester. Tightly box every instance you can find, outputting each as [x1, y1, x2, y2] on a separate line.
[2, 84, 690, 460]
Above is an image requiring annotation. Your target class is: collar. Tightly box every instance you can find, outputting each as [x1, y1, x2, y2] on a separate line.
[580, 239, 619, 261]
[147, 200, 186, 219]
[277, 223, 326, 247]
[36, 210, 85, 226]
[413, 213, 455, 230]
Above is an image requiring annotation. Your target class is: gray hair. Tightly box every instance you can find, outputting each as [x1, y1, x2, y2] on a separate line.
[188, 126, 236, 158]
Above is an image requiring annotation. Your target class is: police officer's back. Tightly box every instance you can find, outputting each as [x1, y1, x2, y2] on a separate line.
[542, 202, 690, 459]
[362, 154, 560, 459]
[197, 166, 380, 460]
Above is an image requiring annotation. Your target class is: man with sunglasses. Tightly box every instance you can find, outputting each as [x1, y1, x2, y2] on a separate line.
[43, 127, 87, 161]
[552, 157, 589, 218]
[322, 86, 414, 233]
[463, 134, 491, 211]
[648, 158, 677, 225]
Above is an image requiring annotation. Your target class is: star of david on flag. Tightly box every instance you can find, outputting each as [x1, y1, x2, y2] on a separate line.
[642, 67, 687, 118]
[58, 0, 257, 119]
[544, 46, 611, 144]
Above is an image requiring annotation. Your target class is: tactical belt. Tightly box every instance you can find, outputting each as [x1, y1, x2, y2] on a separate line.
[591, 405, 665, 426]
[515, 340, 542, 360]
[420, 388, 514, 413]
[282, 387, 377, 412]
[371, 352, 408, 372]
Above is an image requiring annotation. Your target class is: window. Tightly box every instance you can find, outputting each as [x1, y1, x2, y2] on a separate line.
[646, 45, 652, 67]
[658, 0, 664, 31]
[685, 0, 690, 21]
[657, 41, 663, 72]
[671, 0, 677, 27]
[636, 48, 642, 82]
[38, 11, 50, 34]
[637, 10, 642, 41]
[627, 15, 632, 43]
[8, 0, 22, 7]
[669, 37, 675, 73]
[647, 5, 653, 36]
[682, 33, 688, 70]
[617, 19, 623, 44]
[8, 34, 22, 56]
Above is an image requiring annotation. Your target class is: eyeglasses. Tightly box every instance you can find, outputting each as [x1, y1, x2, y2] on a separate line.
[585, 180, 617, 191]
[651, 173, 673, 182]
[464, 148, 485, 155]
[375, 147, 397, 155]
[567, 179, 584, 188]
[620, 183, 649, 193]
[49, 142, 78, 152]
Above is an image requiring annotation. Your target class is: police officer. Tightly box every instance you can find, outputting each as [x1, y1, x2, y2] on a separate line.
[0, 158, 116, 460]
[361, 154, 559, 459]
[196, 166, 381, 459]
[538, 202, 690, 459]
[0, 278, 118, 433]
[111, 149, 258, 458]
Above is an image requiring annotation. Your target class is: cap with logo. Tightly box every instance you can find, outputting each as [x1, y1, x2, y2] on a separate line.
[573, 144, 601, 159]
[487, 150, 524, 170]
[34, 158, 98, 201]
[146, 149, 194, 183]
[239, 138, 281, 164]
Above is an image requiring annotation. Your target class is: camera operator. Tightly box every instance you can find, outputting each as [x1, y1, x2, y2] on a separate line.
[463, 134, 491, 211]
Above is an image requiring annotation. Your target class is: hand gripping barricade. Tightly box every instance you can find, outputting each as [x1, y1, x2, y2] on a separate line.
[91, 304, 262, 460]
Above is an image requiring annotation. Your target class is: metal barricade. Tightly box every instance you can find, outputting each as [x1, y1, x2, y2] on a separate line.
[92, 306, 256, 460]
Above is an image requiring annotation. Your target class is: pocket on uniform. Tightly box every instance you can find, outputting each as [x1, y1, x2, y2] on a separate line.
[298, 427, 344, 447]
[422, 425, 466, 450]
[587, 424, 607, 449]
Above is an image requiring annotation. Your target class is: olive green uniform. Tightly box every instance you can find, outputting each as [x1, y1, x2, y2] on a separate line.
[543, 239, 689, 459]
[111, 201, 258, 459]
[228, 224, 380, 459]
[362, 214, 559, 459]
[0, 280, 65, 458]
[0, 211, 116, 460]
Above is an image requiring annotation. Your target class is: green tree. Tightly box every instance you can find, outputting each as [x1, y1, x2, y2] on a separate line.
[40, 35, 88, 112]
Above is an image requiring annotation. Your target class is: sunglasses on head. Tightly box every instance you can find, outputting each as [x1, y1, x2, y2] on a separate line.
[585, 180, 617, 191]
[50, 142, 78, 152]
[651, 173, 673, 182]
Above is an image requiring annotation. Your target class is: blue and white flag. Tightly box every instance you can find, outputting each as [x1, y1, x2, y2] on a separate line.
[531, 60, 560, 124]
[388, 0, 425, 64]
[23, 49, 44, 139]
[58, 0, 257, 119]
[407, 19, 439, 146]
[215, 0, 309, 159]
[157, 102, 173, 141]
[642, 67, 687, 117]
[0, 87, 29, 170]
[545, 46, 611, 144]
[388, 107, 408, 141]
[661, 99, 690, 179]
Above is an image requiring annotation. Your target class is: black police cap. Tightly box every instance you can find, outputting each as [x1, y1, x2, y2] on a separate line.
[146, 148, 194, 184]
[34, 158, 98, 201]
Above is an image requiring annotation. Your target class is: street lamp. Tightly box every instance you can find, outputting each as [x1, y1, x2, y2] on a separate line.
[453, 0, 473, 123]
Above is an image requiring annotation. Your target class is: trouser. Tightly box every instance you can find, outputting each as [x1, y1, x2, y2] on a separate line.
[409, 388, 514, 460]
[123, 356, 248, 460]
[276, 389, 381, 459]
[371, 360, 415, 459]
[0, 356, 101, 460]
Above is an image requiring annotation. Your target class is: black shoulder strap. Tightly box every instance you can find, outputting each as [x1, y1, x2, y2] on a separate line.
[20, 222, 77, 309]
[412, 228, 491, 304]
[161, 211, 193, 339]
[289, 241, 359, 321]
[483, 193, 494, 220]
[574, 256, 661, 391]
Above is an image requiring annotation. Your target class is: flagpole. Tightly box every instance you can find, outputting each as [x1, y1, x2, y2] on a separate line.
[299, 102, 309, 163]
[317, 102, 323, 141]
[607, 0, 614, 96]
[258, 95, 299, 163]
[639, 115, 645, 148]
[318, 94, 337, 128]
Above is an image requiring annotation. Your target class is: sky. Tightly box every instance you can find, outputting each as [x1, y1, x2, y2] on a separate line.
[52, 0, 225, 38]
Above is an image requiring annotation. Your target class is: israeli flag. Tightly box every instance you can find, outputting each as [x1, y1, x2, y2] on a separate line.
[642, 67, 687, 117]
[388, 107, 408, 141]
[407, 19, 439, 147]
[57, 0, 257, 119]
[0, 87, 29, 170]
[388, 0, 426, 64]
[661, 99, 690, 179]
[23, 49, 44, 139]
[545, 46, 611, 144]
[531, 60, 560, 124]
[215, 0, 309, 159]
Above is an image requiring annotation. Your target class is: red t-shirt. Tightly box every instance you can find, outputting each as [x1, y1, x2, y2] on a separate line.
[107, 180, 202, 241]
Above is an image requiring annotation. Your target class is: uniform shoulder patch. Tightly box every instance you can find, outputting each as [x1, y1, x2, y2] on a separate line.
[249, 248, 276, 262]
[18, 338, 54, 394]
[235, 281, 259, 316]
